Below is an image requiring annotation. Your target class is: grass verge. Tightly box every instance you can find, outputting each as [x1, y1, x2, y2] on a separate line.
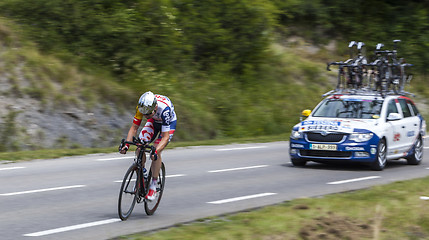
[116, 177, 429, 240]
[0, 134, 289, 162]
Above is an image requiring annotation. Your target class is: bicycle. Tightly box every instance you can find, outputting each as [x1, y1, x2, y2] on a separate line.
[326, 40, 413, 96]
[117, 137, 166, 220]
[327, 60, 351, 91]
[372, 40, 412, 94]
[362, 62, 381, 91]
[327, 41, 367, 91]
[349, 41, 367, 89]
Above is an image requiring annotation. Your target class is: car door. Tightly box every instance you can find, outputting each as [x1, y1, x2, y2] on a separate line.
[385, 99, 403, 156]
[397, 98, 419, 153]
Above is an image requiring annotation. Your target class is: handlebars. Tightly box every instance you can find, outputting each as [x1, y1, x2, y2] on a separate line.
[327, 58, 356, 71]
[327, 61, 349, 71]
[120, 137, 156, 154]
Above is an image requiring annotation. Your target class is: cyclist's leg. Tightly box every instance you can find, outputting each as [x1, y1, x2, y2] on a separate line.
[151, 121, 176, 179]
[147, 121, 176, 199]
[139, 121, 161, 199]
[139, 119, 157, 168]
[139, 118, 156, 142]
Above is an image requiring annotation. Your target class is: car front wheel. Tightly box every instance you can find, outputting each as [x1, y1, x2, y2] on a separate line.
[406, 136, 423, 165]
[291, 158, 307, 167]
[371, 139, 387, 171]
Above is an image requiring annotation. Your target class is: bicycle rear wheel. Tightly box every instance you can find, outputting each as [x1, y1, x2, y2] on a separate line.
[367, 71, 375, 90]
[118, 163, 140, 220]
[391, 79, 400, 94]
[144, 162, 166, 215]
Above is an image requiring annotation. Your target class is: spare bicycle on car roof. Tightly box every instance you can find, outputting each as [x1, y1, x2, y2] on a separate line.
[326, 40, 413, 97]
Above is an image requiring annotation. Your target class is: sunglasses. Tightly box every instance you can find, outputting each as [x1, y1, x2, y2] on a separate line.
[143, 110, 155, 117]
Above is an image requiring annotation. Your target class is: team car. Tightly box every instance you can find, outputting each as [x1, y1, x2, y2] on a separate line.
[289, 92, 426, 170]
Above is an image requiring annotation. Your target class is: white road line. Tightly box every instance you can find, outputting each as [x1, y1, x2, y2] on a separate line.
[167, 174, 186, 178]
[114, 179, 136, 183]
[114, 174, 185, 183]
[207, 193, 277, 204]
[23, 218, 121, 237]
[0, 166, 25, 171]
[327, 176, 381, 185]
[95, 156, 133, 161]
[215, 146, 267, 151]
[209, 165, 268, 173]
[0, 185, 85, 196]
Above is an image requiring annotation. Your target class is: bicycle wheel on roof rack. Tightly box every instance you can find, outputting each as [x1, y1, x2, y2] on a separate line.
[367, 70, 376, 91]
[144, 162, 166, 215]
[390, 79, 400, 94]
[341, 70, 349, 91]
[379, 75, 389, 93]
[335, 69, 345, 91]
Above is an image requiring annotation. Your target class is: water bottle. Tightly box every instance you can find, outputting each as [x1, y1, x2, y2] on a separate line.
[143, 167, 148, 180]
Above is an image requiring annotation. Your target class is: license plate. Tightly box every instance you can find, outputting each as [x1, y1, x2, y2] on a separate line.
[310, 144, 337, 151]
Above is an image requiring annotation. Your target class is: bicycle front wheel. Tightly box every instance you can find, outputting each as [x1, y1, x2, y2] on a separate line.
[144, 162, 166, 215]
[118, 163, 139, 220]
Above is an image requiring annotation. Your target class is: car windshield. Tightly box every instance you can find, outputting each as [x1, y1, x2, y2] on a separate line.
[312, 98, 383, 119]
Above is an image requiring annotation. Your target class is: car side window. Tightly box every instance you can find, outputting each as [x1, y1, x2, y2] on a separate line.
[386, 100, 399, 116]
[398, 99, 412, 118]
[408, 100, 420, 116]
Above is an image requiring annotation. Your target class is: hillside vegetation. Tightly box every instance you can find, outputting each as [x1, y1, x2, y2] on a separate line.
[0, 0, 428, 151]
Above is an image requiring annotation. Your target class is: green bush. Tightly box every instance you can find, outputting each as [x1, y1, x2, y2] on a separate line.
[273, 0, 429, 74]
[0, 0, 428, 150]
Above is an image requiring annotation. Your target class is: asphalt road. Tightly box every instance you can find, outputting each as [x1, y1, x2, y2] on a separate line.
[1, 141, 429, 240]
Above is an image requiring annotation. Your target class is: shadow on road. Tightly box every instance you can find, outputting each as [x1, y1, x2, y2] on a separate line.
[283, 159, 410, 172]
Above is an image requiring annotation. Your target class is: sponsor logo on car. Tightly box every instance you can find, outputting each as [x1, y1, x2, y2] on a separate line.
[291, 144, 304, 148]
[345, 146, 365, 151]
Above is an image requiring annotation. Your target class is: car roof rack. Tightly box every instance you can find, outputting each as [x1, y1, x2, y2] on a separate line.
[325, 40, 416, 99]
[322, 88, 415, 98]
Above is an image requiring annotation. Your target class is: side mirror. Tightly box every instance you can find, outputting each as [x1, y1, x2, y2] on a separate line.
[302, 109, 311, 117]
[387, 113, 402, 121]
[300, 109, 311, 121]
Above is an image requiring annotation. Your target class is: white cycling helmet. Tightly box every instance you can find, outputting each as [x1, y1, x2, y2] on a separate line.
[138, 91, 157, 114]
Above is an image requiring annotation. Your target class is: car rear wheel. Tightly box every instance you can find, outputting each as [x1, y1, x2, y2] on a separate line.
[406, 136, 423, 165]
[371, 139, 387, 171]
[291, 158, 307, 166]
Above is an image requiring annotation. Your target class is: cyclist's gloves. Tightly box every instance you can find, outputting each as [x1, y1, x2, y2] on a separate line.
[118, 139, 129, 153]
[151, 150, 158, 161]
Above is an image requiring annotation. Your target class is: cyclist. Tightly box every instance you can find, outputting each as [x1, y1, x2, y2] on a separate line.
[120, 91, 177, 201]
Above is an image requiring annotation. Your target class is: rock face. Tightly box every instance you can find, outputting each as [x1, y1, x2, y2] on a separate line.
[0, 93, 133, 149]
[0, 63, 133, 150]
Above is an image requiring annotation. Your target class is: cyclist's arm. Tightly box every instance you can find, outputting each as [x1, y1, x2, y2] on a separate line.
[127, 106, 143, 141]
[155, 131, 169, 154]
[126, 123, 139, 142]
[120, 107, 142, 154]
[119, 123, 139, 154]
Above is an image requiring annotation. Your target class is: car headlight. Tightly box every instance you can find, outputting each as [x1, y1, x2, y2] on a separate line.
[291, 130, 303, 140]
[349, 133, 373, 142]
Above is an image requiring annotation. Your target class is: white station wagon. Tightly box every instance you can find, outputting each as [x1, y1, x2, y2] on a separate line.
[289, 92, 426, 170]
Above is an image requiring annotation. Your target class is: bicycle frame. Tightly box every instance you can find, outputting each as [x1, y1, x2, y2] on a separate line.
[134, 148, 146, 201]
